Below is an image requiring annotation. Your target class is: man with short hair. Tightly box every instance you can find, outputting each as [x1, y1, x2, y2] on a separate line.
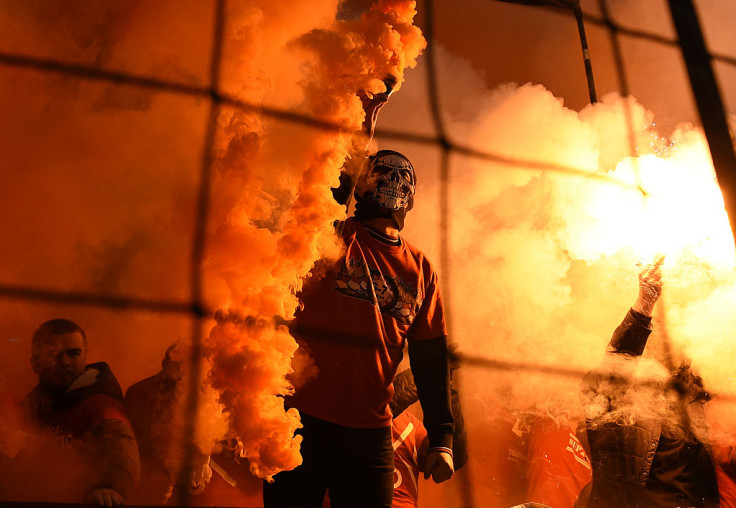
[22, 318, 140, 507]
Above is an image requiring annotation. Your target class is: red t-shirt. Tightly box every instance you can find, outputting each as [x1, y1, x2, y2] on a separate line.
[287, 218, 447, 428]
[712, 444, 736, 508]
[392, 411, 428, 508]
[525, 419, 592, 508]
[467, 409, 528, 506]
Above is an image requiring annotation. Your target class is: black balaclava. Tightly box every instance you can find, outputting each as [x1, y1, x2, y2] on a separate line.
[353, 149, 416, 231]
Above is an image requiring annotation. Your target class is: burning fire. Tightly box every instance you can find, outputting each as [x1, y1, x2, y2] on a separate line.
[576, 136, 736, 271]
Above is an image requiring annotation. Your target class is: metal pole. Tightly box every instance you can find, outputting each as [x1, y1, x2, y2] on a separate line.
[574, 5, 598, 104]
[668, 0, 736, 248]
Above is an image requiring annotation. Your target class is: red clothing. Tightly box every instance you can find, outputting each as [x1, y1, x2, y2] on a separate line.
[712, 444, 736, 508]
[288, 218, 447, 428]
[38, 392, 129, 438]
[392, 411, 428, 508]
[469, 411, 528, 507]
[16, 363, 140, 502]
[525, 419, 592, 508]
[717, 464, 736, 508]
[125, 373, 264, 507]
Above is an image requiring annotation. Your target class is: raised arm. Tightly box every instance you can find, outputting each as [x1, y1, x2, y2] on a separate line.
[331, 76, 396, 206]
[582, 255, 665, 407]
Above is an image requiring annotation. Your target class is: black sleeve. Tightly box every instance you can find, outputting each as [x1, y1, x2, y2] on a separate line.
[450, 384, 468, 469]
[92, 419, 141, 499]
[408, 336, 454, 450]
[609, 308, 653, 356]
[581, 308, 654, 410]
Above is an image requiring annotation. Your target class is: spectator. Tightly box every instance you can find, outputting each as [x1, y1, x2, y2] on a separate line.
[21, 318, 140, 507]
[579, 256, 719, 507]
[124, 341, 260, 507]
[522, 414, 591, 508]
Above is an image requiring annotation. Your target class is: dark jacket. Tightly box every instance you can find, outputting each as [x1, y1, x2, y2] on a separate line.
[22, 362, 140, 500]
[580, 310, 718, 508]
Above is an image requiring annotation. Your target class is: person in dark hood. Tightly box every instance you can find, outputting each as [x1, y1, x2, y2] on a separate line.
[21, 318, 140, 507]
[263, 83, 455, 508]
[579, 257, 719, 508]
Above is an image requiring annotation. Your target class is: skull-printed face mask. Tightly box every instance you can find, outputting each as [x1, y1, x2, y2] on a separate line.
[364, 151, 416, 211]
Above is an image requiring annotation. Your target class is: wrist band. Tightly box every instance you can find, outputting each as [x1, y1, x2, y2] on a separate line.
[429, 446, 453, 457]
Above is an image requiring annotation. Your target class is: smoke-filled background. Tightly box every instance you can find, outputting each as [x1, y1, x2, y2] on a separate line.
[1, 0, 735, 507]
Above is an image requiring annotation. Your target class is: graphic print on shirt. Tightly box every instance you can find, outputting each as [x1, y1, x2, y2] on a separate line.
[566, 432, 592, 470]
[333, 258, 421, 325]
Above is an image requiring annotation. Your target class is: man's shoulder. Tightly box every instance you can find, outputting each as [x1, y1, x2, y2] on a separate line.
[68, 391, 131, 430]
[398, 236, 438, 272]
[124, 373, 161, 398]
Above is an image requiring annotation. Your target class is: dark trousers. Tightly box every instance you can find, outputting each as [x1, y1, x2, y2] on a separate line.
[263, 412, 394, 508]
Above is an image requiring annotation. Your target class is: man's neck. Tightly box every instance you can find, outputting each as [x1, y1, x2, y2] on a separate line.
[361, 217, 399, 239]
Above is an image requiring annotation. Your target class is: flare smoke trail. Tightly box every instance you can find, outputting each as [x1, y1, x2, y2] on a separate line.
[1, 1, 734, 505]
[202, 0, 425, 480]
[397, 47, 736, 506]
[0, 0, 425, 491]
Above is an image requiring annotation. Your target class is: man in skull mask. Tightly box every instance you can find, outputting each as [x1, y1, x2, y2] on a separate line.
[352, 149, 416, 233]
[263, 88, 455, 508]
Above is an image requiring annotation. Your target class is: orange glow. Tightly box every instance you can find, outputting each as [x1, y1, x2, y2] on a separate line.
[575, 140, 735, 271]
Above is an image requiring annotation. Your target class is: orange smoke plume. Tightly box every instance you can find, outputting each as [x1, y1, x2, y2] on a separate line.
[202, 0, 425, 480]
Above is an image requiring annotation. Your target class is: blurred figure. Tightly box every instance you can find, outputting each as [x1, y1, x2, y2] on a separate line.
[580, 257, 720, 507]
[462, 396, 528, 507]
[124, 341, 261, 507]
[389, 345, 468, 507]
[479, 404, 590, 508]
[20, 318, 140, 507]
[520, 414, 591, 508]
[711, 440, 736, 508]
[124, 341, 205, 504]
[390, 409, 429, 508]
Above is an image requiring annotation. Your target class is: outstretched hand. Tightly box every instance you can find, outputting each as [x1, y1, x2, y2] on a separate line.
[634, 254, 665, 317]
[422, 449, 454, 484]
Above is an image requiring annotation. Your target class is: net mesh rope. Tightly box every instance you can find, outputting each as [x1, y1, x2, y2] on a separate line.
[0, 1, 734, 506]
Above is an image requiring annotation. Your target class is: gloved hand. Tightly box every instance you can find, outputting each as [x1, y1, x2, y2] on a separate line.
[634, 253, 664, 316]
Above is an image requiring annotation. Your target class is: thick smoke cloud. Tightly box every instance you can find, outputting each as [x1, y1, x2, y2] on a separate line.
[1, 1, 735, 506]
[390, 46, 736, 505]
[200, 0, 426, 480]
[0, 0, 425, 494]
